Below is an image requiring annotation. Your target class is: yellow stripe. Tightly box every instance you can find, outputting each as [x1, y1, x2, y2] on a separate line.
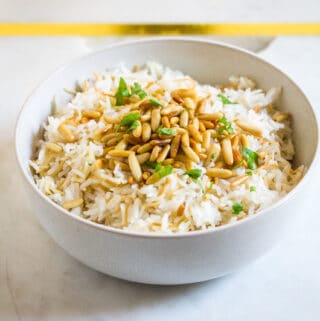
[0, 23, 320, 36]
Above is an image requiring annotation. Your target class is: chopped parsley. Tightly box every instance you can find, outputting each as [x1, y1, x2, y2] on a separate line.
[115, 77, 131, 106]
[209, 181, 214, 190]
[211, 152, 218, 160]
[232, 202, 244, 215]
[217, 93, 235, 105]
[242, 147, 258, 170]
[217, 116, 234, 135]
[246, 170, 253, 176]
[184, 169, 202, 180]
[157, 126, 176, 136]
[119, 112, 140, 132]
[149, 97, 163, 107]
[250, 186, 256, 192]
[145, 160, 159, 169]
[155, 164, 173, 178]
[131, 82, 147, 99]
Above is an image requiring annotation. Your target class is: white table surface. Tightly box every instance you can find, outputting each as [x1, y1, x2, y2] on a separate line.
[1, 1, 320, 320]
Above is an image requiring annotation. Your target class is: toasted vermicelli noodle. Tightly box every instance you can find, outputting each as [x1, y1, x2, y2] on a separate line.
[30, 62, 304, 233]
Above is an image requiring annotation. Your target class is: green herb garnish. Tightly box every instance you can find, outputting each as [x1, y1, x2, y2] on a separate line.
[155, 164, 173, 178]
[250, 186, 256, 192]
[209, 181, 214, 190]
[211, 153, 217, 160]
[131, 82, 147, 99]
[127, 120, 140, 132]
[184, 169, 202, 180]
[232, 202, 243, 215]
[145, 160, 159, 169]
[149, 97, 163, 107]
[217, 93, 235, 105]
[115, 77, 131, 106]
[246, 170, 253, 176]
[242, 147, 258, 170]
[118, 112, 140, 132]
[217, 116, 234, 135]
[157, 126, 176, 136]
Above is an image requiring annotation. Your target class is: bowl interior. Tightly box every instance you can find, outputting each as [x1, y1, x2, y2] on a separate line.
[16, 38, 318, 193]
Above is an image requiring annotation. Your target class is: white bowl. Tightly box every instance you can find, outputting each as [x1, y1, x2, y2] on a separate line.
[15, 38, 319, 285]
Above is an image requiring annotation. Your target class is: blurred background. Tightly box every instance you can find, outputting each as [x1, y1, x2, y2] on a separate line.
[1, 1, 320, 321]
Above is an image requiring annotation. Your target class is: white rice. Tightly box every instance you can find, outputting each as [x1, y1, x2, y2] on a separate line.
[30, 62, 304, 233]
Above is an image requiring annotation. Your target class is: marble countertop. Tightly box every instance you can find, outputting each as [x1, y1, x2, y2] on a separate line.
[1, 1, 320, 319]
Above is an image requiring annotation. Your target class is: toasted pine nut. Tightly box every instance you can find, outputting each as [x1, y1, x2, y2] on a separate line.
[199, 121, 206, 132]
[188, 109, 195, 120]
[208, 143, 221, 160]
[182, 146, 200, 163]
[116, 161, 130, 171]
[192, 118, 199, 131]
[214, 160, 225, 168]
[108, 150, 131, 157]
[82, 110, 101, 119]
[170, 117, 179, 125]
[103, 115, 120, 124]
[157, 144, 171, 162]
[146, 173, 161, 185]
[141, 113, 151, 122]
[207, 168, 234, 179]
[142, 122, 151, 142]
[95, 159, 104, 169]
[142, 171, 151, 180]
[106, 136, 123, 147]
[115, 139, 128, 150]
[128, 152, 142, 182]
[221, 138, 234, 165]
[170, 134, 181, 158]
[202, 120, 215, 129]
[173, 161, 185, 168]
[161, 116, 171, 128]
[161, 105, 184, 116]
[198, 113, 223, 121]
[190, 140, 202, 155]
[171, 88, 196, 101]
[136, 152, 151, 164]
[58, 124, 76, 142]
[233, 149, 242, 163]
[46, 142, 62, 153]
[185, 159, 194, 170]
[181, 132, 190, 147]
[80, 117, 89, 124]
[230, 175, 249, 187]
[62, 198, 83, 209]
[123, 134, 140, 145]
[179, 110, 189, 128]
[273, 113, 289, 122]
[183, 97, 196, 110]
[177, 203, 185, 216]
[101, 132, 122, 143]
[236, 121, 263, 137]
[175, 127, 187, 135]
[151, 108, 161, 132]
[150, 145, 161, 162]
[137, 143, 153, 154]
[127, 176, 134, 184]
[231, 135, 239, 149]
[163, 158, 174, 165]
[130, 145, 141, 152]
[150, 139, 172, 146]
[188, 124, 203, 143]
[240, 134, 249, 148]
[132, 121, 142, 138]
[202, 131, 211, 150]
